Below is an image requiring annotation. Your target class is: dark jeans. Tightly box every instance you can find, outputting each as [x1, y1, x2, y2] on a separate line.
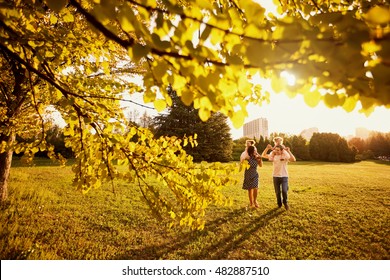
[273, 177, 289, 206]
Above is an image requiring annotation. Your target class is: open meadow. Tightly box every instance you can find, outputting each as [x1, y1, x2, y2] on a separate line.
[1, 159, 389, 260]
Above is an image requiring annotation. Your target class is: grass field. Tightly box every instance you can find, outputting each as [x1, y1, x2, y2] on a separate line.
[1, 159, 389, 260]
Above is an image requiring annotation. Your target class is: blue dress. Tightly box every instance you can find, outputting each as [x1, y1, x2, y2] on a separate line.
[242, 156, 259, 190]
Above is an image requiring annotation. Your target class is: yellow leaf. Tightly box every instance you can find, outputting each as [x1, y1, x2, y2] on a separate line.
[28, 41, 37, 48]
[154, 99, 166, 112]
[199, 107, 211, 122]
[102, 61, 110, 74]
[209, 29, 225, 46]
[119, 13, 135, 32]
[342, 95, 358, 112]
[63, 13, 74, 23]
[180, 89, 194, 106]
[238, 75, 252, 93]
[323, 93, 341, 108]
[304, 90, 322, 108]
[143, 89, 156, 103]
[45, 51, 55, 58]
[361, 41, 382, 55]
[359, 97, 376, 116]
[55, 89, 62, 100]
[199, 96, 212, 111]
[172, 75, 187, 90]
[50, 15, 58, 25]
[365, 6, 390, 25]
[270, 76, 286, 93]
[169, 211, 176, 219]
[231, 110, 246, 129]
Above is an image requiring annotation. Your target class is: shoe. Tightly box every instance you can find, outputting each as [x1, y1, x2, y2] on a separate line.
[284, 203, 289, 210]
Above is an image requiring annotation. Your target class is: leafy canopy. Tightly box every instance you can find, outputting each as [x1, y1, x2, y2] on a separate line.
[61, 0, 390, 123]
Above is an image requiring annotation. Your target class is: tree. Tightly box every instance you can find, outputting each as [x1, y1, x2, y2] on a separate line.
[153, 86, 233, 162]
[43, 124, 74, 158]
[139, 111, 154, 129]
[349, 132, 390, 159]
[1, 0, 390, 229]
[366, 132, 390, 157]
[1, 1, 137, 200]
[232, 138, 247, 161]
[309, 133, 356, 162]
[289, 135, 311, 161]
[348, 137, 367, 154]
[337, 137, 357, 163]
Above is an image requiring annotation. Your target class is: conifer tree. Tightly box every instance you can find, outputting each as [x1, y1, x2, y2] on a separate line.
[153, 86, 232, 162]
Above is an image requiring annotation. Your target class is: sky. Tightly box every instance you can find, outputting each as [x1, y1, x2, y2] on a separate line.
[228, 93, 390, 139]
[124, 87, 390, 140]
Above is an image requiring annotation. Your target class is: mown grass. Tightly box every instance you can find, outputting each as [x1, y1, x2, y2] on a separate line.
[1, 159, 389, 260]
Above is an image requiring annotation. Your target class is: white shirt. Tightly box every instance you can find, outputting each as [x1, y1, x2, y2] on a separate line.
[268, 152, 291, 177]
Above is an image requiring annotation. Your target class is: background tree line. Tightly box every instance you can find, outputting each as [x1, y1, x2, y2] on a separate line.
[23, 116, 390, 163]
[348, 132, 390, 160]
[233, 131, 390, 163]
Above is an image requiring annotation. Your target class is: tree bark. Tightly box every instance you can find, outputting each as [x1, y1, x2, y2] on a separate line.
[0, 133, 15, 204]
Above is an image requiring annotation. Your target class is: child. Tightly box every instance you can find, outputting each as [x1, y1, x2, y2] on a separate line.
[271, 136, 288, 157]
[240, 139, 258, 162]
[273, 136, 285, 148]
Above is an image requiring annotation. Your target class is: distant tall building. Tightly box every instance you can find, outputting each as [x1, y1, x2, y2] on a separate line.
[356, 127, 370, 139]
[243, 118, 269, 139]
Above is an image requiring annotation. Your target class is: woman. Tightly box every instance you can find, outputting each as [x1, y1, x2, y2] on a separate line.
[241, 145, 262, 208]
[262, 144, 296, 210]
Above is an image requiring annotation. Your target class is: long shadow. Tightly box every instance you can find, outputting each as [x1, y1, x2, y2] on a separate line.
[116, 207, 283, 260]
[189, 208, 283, 259]
[115, 207, 250, 260]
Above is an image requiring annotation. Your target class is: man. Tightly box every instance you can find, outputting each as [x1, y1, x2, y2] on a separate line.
[261, 144, 296, 210]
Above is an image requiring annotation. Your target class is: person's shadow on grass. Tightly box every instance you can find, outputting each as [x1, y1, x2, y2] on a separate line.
[188, 207, 283, 259]
[117, 207, 283, 260]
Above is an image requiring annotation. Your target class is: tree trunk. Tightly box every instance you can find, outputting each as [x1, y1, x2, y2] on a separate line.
[0, 133, 15, 204]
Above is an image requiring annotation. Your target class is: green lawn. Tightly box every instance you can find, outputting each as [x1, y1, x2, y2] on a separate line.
[1, 159, 389, 259]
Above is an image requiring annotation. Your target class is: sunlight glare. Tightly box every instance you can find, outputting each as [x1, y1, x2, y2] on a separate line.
[281, 71, 296, 86]
[252, 0, 281, 17]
